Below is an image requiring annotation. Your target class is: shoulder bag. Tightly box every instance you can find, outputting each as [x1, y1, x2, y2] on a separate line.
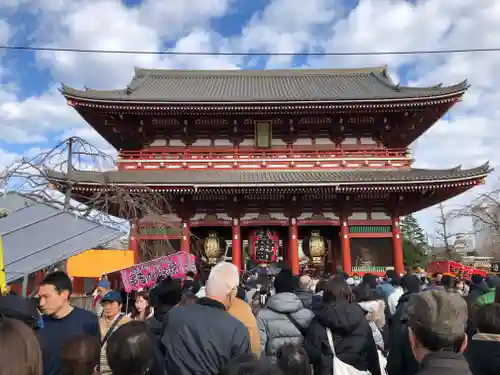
[326, 328, 371, 375]
[101, 314, 124, 347]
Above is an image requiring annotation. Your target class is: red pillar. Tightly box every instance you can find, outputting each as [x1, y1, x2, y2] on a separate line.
[181, 220, 190, 253]
[330, 244, 338, 274]
[130, 222, 140, 264]
[289, 218, 300, 276]
[392, 216, 404, 276]
[232, 219, 242, 272]
[340, 218, 352, 274]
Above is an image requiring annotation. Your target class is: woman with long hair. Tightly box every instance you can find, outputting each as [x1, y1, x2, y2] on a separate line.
[129, 291, 153, 321]
[304, 278, 381, 375]
[0, 316, 43, 375]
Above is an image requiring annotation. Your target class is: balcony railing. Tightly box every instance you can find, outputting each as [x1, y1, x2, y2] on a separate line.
[118, 147, 410, 162]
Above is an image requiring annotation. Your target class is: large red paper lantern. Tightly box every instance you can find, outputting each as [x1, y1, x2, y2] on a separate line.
[249, 228, 279, 264]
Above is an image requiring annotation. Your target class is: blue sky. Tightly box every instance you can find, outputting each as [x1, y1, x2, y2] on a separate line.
[0, 0, 499, 242]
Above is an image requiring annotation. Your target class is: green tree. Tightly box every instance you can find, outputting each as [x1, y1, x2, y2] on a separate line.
[401, 214, 428, 266]
[403, 238, 425, 267]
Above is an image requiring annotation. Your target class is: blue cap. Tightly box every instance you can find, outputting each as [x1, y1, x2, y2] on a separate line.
[101, 291, 122, 304]
[98, 279, 110, 289]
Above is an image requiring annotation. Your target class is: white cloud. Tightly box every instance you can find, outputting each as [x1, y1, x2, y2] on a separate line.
[33, 0, 237, 88]
[237, 0, 339, 67]
[0, 19, 9, 44]
[0, 148, 20, 171]
[1, 0, 237, 148]
[138, 0, 232, 38]
[0, 86, 81, 144]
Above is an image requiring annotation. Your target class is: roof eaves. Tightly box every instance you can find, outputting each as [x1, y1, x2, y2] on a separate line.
[60, 89, 468, 105]
[46, 165, 491, 188]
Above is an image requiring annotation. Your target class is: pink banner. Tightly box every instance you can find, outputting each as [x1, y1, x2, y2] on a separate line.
[120, 252, 196, 292]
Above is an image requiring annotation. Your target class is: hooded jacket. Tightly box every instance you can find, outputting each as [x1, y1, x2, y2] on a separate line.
[256, 292, 314, 357]
[304, 300, 381, 375]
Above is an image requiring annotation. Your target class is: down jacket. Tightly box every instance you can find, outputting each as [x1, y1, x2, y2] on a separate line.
[256, 292, 314, 357]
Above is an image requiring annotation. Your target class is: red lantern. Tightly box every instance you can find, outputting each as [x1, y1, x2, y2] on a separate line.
[249, 229, 279, 264]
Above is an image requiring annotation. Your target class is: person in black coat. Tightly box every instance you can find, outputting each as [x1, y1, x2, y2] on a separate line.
[146, 277, 182, 346]
[304, 278, 381, 375]
[465, 302, 500, 375]
[386, 274, 421, 375]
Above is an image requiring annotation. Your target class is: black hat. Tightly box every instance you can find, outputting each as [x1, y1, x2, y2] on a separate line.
[401, 274, 421, 294]
[150, 277, 182, 307]
[0, 295, 42, 330]
[274, 269, 298, 294]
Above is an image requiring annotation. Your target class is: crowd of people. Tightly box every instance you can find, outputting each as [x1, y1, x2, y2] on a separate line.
[1, 263, 500, 375]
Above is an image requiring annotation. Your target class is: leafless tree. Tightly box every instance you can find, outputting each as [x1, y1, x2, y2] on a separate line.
[450, 186, 500, 259]
[433, 203, 459, 260]
[0, 137, 188, 262]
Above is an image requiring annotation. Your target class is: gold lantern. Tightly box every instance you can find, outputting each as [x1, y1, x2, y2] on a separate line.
[203, 232, 221, 264]
[309, 231, 326, 264]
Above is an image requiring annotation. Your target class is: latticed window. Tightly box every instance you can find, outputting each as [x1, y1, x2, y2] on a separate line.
[255, 121, 271, 148]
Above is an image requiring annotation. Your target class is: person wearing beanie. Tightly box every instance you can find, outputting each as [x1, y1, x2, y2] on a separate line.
[256, 270, 314, 357]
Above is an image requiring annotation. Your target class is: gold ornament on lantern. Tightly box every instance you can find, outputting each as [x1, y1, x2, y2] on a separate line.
[203, 232, 221, 264]
[309, 231, 326, 264]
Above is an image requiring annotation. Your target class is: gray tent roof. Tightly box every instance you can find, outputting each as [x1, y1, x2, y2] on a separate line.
[0, 192, 126, 283]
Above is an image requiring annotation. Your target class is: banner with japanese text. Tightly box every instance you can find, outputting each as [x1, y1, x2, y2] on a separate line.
[429, 260, 487, 281]
[120, 251, 196, 292]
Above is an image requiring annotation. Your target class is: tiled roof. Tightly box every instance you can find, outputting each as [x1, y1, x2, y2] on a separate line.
[47, 164, 490, 187]
[61, 66, 468, 103]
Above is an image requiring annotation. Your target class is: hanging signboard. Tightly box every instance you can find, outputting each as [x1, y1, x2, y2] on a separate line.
[249, 229, 279, 264]
[120, 251, 196, 292]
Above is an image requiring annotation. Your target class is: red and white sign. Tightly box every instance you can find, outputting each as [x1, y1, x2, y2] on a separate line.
[120, 251, 196, 292]
[428, 260, 487, 281]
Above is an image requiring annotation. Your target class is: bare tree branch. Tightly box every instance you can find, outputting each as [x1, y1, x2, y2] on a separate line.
[0, 137, 195, 262]
[448, 185, 500, 259]
[432, 203, 462, 260]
